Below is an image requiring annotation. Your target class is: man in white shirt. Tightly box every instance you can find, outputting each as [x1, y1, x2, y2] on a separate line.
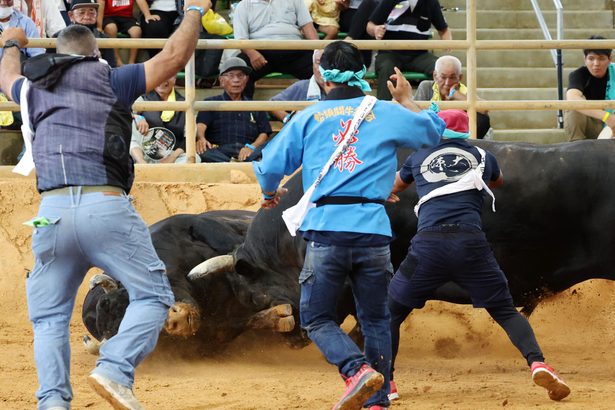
[233, 0, 319, 96]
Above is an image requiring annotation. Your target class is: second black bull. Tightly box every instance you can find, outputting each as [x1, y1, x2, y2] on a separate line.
[84, 140, 615, 352]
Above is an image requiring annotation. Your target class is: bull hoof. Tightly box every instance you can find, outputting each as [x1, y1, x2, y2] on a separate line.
[89, 273, 118, 293]
[83, 335, 102, 355]
[165, 302, 201, 338]
[248, 303, 295, 333]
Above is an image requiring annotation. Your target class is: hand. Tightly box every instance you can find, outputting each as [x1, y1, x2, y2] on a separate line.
[261, 187, 288, 209]
[249, 51, 268, 71]
[238, 146, 253, 161]
[335, 0, 349, 9]
[1, 27, 28, 48]
[196, 137, 212, 154]
[136, 117, 149, 135]
[605, 113, 615, 131]
[144, 14, 161, 23]
[387, 67, 412, 104]
[184, 0, 212, 13]
[372, 24, 386, 40]
[444, 83, 461, 100]
[386, 192, 400, 203]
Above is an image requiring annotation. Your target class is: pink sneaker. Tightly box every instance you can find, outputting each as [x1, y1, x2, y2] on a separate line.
[531, 362, 571, 401]
[332, 364, 384, 410]
[388, 380, 399, 401]
[367, 406, 388, 410]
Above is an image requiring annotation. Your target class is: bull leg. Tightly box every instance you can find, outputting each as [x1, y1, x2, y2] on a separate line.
[247, 304, 295, 333]
[164, 302, 201, 338]
[83, 335, 107, 355]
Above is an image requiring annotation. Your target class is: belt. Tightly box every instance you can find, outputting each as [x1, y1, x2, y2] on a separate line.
[41, 185, 125, 198]
[420, 223, 482, 233]
[315, 196, 386, 207]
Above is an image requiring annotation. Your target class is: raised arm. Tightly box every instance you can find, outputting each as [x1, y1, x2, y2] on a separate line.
[143, 0, 212, 92]
[0, 28, 28, 101]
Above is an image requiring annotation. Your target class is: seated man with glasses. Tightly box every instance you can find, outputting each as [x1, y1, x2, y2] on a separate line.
[414, 55, 492, 139]
[196, 57, 272, 162]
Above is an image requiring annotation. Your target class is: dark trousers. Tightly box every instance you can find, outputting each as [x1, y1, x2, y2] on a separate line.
[339, 0, 377, 66]
[387, 224, 545, 379]
[238, 50, 314, 98]
[388, 299, 545, 379]
[199, 142, 263, 163]
[376, 51, 438, 100]
[141, 10, 179, 58]
[476, 112, 491, 139]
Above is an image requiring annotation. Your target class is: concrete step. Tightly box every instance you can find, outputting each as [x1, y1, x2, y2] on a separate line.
[474, 67, 575, 88]
[490, 110, 562, 129]
[449, 49, 584, 68]
[491, 128, 568, 144]
[445, 10, 612, 29]
[441, 0, 609, 11]
[454, 28, 614, 40]
[477, 87, 559, 100]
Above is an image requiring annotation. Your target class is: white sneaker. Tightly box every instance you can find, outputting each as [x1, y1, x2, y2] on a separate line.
[88, 373, 145, 410]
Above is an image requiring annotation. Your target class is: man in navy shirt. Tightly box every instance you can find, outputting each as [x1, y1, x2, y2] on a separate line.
[386, 109, 572, 403]
[0, 0, 210, 408]
[196, 57, 272, 162]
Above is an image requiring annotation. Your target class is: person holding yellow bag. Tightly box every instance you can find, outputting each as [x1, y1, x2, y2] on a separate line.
[0, 92, 21, 130]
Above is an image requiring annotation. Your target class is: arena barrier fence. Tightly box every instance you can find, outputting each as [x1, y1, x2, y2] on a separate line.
[2, 0, 615, 163]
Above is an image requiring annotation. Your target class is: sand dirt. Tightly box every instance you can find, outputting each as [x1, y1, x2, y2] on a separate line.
[1, 170, 615, 410]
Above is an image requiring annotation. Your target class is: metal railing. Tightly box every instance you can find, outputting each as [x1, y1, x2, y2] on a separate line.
[530, 0, 565, 128]
[2, 0, 615, 163]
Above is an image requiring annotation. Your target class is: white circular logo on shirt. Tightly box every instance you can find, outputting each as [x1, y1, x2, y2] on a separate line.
[420, 147, 478, 183]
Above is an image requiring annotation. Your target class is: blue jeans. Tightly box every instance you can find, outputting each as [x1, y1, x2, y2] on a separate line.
[26, 188, 174, 410]
[299, 241, 392, 407]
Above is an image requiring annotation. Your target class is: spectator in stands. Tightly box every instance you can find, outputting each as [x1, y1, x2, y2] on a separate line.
[139, 0, 180, 58]
[233, 0, 319, 96]
[565, 35, 615, 141]
[0, 0, 44, 60]
[130, 75, 198, 163]
[270, 49, 325, 123]
[196, 57, 272, 162]
[65, 0, 116, 67]
[415, 55, 492, 139]
[367, 0, 451, 100]
[13, 0, 66, 38]
[98, 0, 147, 65]
[337, 0, 378, 66]
[306, 0, 340, 40]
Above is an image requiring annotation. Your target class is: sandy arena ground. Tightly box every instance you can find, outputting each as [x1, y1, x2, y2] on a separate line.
[1, 166, 615, 410]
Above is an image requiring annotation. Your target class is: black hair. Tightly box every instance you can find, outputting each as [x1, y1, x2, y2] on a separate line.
[57, 25, 97, 56]
[320, 41, 364, 73]
[583, 35, 612, 57]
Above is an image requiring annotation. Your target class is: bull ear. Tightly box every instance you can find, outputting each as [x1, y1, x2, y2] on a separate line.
[187, 254, 235, 281]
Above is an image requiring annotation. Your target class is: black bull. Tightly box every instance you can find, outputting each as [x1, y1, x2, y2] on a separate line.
[83, 140, 615, 351]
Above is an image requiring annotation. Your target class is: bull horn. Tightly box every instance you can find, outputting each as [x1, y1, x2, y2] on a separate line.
[187, 254, 235, 281]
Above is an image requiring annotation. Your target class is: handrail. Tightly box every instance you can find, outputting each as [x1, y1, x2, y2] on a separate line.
[5, 99, 615, 111]
[4, 15, 615, 161]
[530, 0, 565, 128]
[9, 37, 615, 50]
